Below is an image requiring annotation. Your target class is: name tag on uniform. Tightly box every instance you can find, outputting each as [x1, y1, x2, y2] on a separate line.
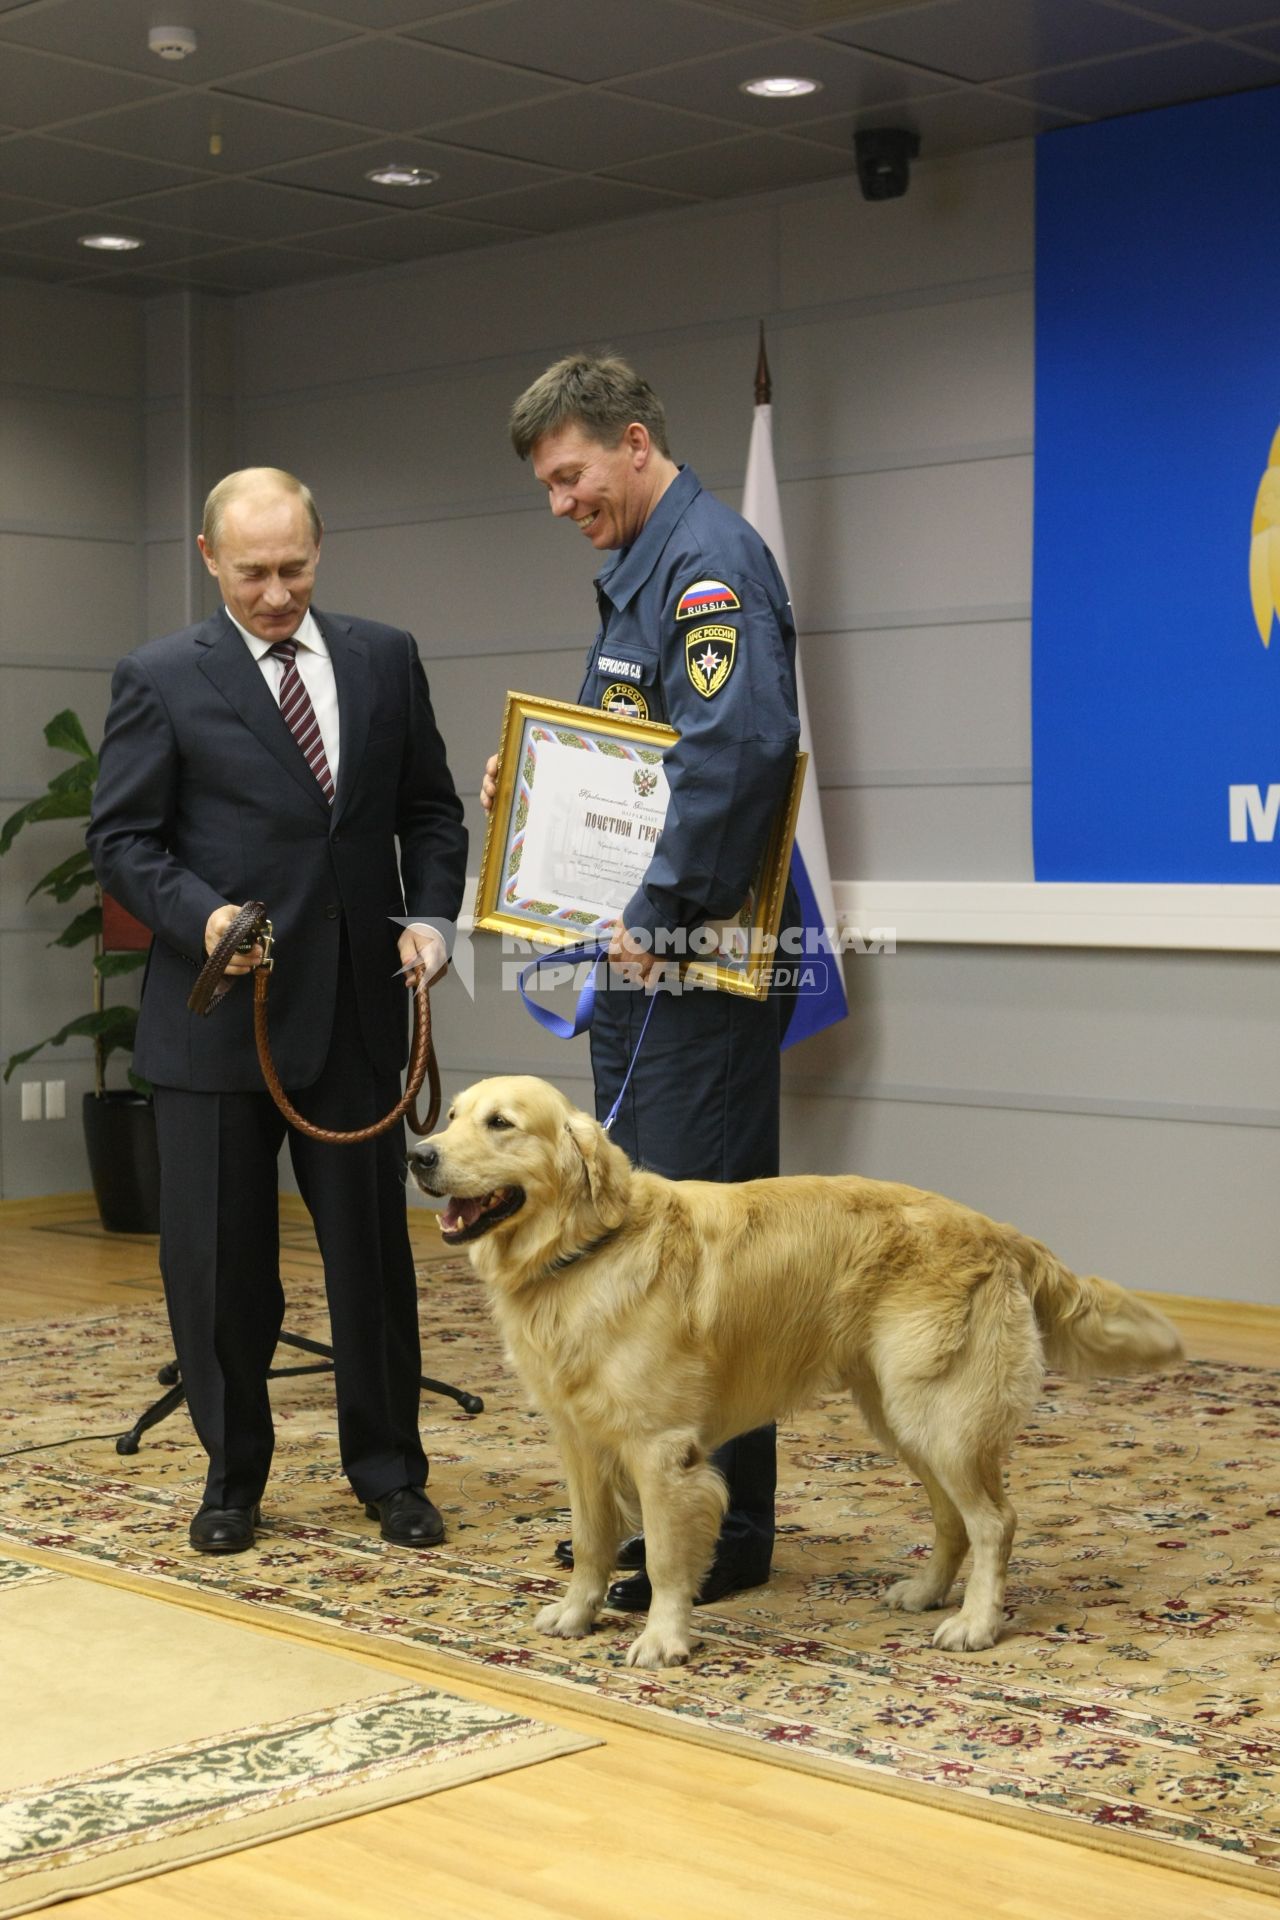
[597, 653, 642, 681]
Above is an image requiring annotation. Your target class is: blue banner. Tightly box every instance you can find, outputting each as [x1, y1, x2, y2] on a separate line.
[1033, 86, 1280, 880]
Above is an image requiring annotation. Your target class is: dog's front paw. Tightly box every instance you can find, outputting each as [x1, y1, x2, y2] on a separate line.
[884, 1574, 951, 1614]
[536, 1598, 598, 1639]
[624, 1625, 691, 1669]
[931, 1608, 1000, 1652]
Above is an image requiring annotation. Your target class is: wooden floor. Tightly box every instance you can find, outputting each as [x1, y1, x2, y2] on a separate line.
[2, 1194, 1276, 1920]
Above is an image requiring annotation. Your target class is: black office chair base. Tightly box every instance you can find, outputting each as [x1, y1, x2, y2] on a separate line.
[115, 1329, 484, 1456]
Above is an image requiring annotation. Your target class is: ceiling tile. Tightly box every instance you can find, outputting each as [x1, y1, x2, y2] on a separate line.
[448, 173, 695, 231]
[1000, 38, 1280, 115]
[257, 135, 560, 210]
[0, 190, 73, 229]
[278, 0, 469, 23]
[441, 90, 734, 168]
[0, 208, 226, 266]
[65, 92, 373, 170]
[609, 131, 853, 196]
[290, 210, 527, 262]
[0, 0, 358, 85]
[0, 43, 174, 128]
[710, 0, 930, 22]
[613, 33, 952, 124]
[103, 176, 400, 242]
[1232, 22, 1280, 56]
[793, 87, 1079, 156]
[0, 134, 208, 205]
[225, 36, 567, 132]
[822, 0, 1189, 83]
[1143, 0, 1280, 23]
[403, 0, 777, 85]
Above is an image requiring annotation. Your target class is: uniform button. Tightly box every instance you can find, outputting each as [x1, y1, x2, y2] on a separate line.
[324, 904, 339, 920]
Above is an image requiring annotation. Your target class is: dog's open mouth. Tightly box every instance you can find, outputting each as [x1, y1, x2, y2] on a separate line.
[438, 1186, 525, 1243]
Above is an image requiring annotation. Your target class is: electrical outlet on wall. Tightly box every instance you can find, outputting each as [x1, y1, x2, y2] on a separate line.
[20, 1083, 42, 1121]
[44, 1080, 66, 1120]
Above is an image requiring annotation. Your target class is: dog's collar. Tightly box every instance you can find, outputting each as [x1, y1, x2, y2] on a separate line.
[533, 1223, 623, 1282]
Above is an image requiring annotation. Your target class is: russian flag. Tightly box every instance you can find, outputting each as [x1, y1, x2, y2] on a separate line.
[740, 339, 849, 1049]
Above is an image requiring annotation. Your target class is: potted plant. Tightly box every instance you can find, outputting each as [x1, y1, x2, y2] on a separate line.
[1, 710, 160, 1233]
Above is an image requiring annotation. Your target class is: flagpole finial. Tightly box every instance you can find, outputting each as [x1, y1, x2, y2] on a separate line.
[754, 322, 772, 406]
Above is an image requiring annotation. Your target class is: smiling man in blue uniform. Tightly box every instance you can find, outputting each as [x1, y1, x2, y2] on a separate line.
[483, 355, 800, 1608]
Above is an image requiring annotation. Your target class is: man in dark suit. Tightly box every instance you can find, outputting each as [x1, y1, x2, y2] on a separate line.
[88, 467, 467, 1555]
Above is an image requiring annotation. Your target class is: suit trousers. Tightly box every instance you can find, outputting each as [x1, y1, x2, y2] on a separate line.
[589, 974, 789, 1573]
[153, 937, 426, 1510]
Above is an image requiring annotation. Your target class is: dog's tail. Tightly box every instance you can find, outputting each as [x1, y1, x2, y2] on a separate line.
[1014, 1237, 1184, 1379]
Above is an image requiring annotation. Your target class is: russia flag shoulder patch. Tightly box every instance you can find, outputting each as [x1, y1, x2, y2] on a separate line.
[675, 578, 741, 620]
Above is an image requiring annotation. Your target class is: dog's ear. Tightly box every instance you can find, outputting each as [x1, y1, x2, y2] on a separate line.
[562, 1108, 631, 1230]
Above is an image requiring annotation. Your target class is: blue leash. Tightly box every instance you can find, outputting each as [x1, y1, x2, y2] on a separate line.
[517, 941, 658, 1132]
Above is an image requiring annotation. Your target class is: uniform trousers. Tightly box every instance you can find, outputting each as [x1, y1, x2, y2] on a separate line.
[153, 936, 425, 1511]
[589, 973, 790, 1573]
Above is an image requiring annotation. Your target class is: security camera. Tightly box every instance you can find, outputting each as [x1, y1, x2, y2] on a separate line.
[853, 128, 920, 202]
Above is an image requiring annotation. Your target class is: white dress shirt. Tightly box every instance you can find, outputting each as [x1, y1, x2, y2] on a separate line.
[227, 606, 340, 786]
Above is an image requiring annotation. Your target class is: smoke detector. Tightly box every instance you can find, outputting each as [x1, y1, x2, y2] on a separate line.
[148, 25, 198, 60]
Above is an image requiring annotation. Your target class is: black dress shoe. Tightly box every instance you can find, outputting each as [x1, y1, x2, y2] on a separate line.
[190, 1503, 260, 1554]
[605, 1556, 769, 1611]
[364, 1486, 445, 1547]
[553, 1533, 646, 1572]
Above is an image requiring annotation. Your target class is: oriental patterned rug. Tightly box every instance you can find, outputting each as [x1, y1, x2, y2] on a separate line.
[0, 1549, 592, 1917]
[0, 1244, 1276, 1896]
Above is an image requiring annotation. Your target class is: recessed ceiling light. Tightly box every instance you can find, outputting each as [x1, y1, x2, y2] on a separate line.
[78, 233, 144, 252]
[147, 25, 198, 61]
[364, 164, 440, 189]
[741, 75, 822, 99]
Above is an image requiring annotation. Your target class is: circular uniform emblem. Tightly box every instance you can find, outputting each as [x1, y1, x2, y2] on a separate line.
[600, 682, 650, 720]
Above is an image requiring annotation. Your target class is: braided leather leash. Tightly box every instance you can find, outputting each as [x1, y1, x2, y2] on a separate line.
[187, 901, 440, 1142]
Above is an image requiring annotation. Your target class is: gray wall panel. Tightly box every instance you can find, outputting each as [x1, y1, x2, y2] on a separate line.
[425, 646, 586, 796]
[784, 457, 1033, 634]
[776, 292, 1034, 471]
[805, 621, 1030, 783]
[235, 201, 778, 398]
[0, 1052, 101, 1198]
[0, 391, 141, 532]
[318, 513, 591, 654]
[791, 945, 1280, 1116]
[778, 149, 1034, 311]
[144, 407, 187, 532]
[779, 1090, 1278, 1305]
[0, 281, 144, 1199]
[820, 780, 1032, 879]
[143, 537, 189, 640]
[0, 534, 141, 661]
[1, 280, 143, 396]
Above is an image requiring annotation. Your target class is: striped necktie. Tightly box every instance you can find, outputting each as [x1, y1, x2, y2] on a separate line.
[268, 638, 335, 804]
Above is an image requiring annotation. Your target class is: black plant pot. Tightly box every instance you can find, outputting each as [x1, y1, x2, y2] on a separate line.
[82, 1090, 161, 1234]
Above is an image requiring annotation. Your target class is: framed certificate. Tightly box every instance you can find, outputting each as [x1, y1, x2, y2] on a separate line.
[474, 693, 806, 1000]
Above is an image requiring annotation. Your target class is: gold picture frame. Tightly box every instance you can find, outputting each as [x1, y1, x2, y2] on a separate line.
[474, 692, 806, 1000]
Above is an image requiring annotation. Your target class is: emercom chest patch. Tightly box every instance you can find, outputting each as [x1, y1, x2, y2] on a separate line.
[600, 682, 650, 720]
[675, 579, 741, 621]
[685, 623, 737, 698]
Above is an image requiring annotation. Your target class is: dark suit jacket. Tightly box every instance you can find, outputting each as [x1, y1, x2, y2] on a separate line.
[88, 608, 468, 1093]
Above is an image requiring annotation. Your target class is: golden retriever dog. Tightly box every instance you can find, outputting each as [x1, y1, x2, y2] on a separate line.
[410, 1075, 1183, 1670]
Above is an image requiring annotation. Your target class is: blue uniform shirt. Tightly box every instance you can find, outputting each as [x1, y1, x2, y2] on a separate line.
[577, 465, 800, 941]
